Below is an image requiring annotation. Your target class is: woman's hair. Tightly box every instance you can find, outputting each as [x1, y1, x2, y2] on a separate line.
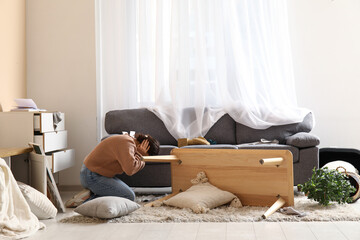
[135, 133, 160, 156]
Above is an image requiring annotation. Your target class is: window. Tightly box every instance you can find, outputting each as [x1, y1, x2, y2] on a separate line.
[96, 0, 310, 139]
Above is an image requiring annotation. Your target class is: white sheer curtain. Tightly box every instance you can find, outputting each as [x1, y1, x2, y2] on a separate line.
[96, 0, 311, 140]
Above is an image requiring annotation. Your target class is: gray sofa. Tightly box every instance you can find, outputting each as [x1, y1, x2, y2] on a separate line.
[105, 108, 320, 187]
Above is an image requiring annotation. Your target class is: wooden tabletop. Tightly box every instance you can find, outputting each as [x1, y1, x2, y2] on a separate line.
[142, 155, 180, 163]
[0, 147, 33, 158]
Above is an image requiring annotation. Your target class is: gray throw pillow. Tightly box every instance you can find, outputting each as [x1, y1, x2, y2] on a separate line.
[286, 132, 320, 148]
[74, 196, 140, 219]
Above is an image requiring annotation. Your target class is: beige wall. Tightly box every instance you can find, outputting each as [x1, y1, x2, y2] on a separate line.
[0, 0, 26, 111]
[288, 0, 360, 149]
[26, 0, 97, 186]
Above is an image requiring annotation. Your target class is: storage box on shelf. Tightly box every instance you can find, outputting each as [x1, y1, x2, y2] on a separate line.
[0, 111, 75, 194]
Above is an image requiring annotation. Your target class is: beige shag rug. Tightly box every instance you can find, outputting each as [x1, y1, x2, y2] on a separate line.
[60, 193, 360, 223]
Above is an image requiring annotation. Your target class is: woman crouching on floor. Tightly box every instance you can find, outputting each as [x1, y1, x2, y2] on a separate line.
[65, 133, 160, 207]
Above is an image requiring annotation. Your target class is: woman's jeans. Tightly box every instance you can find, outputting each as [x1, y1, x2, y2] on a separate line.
[80, 164, 135, 202]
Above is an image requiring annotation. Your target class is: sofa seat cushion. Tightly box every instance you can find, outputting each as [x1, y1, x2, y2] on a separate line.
[236, 144, 299, 163]
[160, 145, 178, 155]
[181, 144, 238, 149]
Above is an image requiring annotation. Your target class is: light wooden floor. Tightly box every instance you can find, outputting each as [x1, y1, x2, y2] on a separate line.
[26, 191, 360, 240]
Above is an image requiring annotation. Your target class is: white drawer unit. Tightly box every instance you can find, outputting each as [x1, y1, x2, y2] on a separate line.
[34, 112, 65, 133]
[0, 111, 75, 200]
[34, 130, 68, 152]
[49, 149, 75, 173]
[30, 149, 75, 174]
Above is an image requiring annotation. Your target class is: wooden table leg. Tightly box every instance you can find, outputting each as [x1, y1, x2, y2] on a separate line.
[259, 157, 284, 166]
[262, 196, 286, 219]
[144, 192, 179, 207]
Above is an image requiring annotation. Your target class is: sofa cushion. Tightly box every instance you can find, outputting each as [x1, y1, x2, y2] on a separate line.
[181, 144, 238, 149]
[237, 144, 300, 163]
[204, 114, 237, 144]
[159, 145, 178, 155]
[286, 132, 320, 148]
[105, 108, 177, 145]
[235, 113, 314, 144]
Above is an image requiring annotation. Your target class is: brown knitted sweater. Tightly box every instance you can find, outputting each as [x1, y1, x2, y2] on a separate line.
[83, 135, 145, 177]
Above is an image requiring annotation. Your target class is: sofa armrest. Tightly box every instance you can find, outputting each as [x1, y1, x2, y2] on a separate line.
[286, 132, 320, 148]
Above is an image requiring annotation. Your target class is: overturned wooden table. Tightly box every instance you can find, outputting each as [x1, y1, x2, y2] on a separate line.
[143, 148, 294, 219]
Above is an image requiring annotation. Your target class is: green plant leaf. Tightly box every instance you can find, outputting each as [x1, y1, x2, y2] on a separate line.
[299, 167, 356, 206]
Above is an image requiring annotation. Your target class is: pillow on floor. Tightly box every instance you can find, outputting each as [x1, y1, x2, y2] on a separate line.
[163, 171, 240, 213]
[17, 181, 57, 219]
[74, 196, 140, 219]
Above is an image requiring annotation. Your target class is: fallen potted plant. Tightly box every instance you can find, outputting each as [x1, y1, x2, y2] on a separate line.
[297, 167, 356, 206]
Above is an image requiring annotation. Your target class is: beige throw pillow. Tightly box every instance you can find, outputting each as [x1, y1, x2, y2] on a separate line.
[17, 181, 57, 219]
[163, 172, 240, 213]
